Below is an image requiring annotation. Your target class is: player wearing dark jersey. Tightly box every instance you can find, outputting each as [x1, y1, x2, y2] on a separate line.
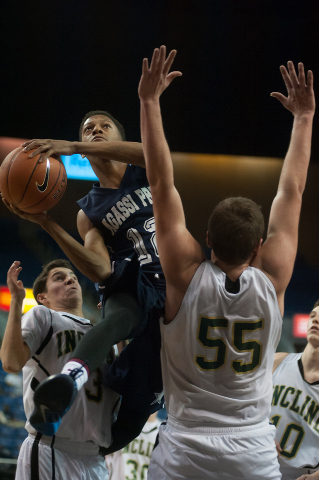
[3, 112, 165, 445]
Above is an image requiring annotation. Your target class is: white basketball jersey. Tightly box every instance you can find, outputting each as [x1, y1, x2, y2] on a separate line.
[21, 305, 119, 447]
[106, 419, 161, 480]
[272, 353, 319, 476]
[160, 260, 282, 427]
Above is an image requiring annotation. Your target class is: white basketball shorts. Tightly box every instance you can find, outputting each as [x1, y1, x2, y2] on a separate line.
[16, 434, 109, 480]
[148, 417, 281, 480]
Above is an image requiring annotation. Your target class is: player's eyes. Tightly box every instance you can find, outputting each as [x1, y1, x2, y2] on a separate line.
[84, 127, 92, 132]
[103, 124, 111, 129]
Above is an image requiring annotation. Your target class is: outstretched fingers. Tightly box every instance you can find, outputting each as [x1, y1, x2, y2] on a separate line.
[287, 60, 299, 89]
[149, 48, 160, 75]
[270, 92, 287, 104]
[307, 69, 314, 91]
[280, 64, 293, 94]
[163, 49, 177, 77]
[142, 57, 149, 75]
[7, 261, 22, 282]
[166, 70, 183, 86]
[298, 62, 306, 88]
[157, 45, 167, 73]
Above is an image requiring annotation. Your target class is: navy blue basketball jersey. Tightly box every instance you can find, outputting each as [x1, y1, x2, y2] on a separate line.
[77, 165, 163, 281]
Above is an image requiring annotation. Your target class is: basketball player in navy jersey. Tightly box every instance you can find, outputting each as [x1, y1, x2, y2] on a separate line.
[138, 46, 315, 479]
[2, 113, 165, 443]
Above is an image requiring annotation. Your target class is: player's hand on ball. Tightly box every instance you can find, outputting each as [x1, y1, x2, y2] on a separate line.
[271, 61, 315, 118]
[22, 139, 76, 163]
[7, 261, 26, 303]
[1, 195, 48, 225]
[138, 45, 182, 101]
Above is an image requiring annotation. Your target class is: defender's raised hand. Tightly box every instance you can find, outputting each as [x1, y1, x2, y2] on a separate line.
[271, 62, 315, 118]
[7, 261, 26, 303]
[138, 45, 182, 101]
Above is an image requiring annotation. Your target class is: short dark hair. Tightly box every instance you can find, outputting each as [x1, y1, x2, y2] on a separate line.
[313, 300, 319, 310]
[207, 197, 264, 265]
[79, 110, 125, 141]
[33, 259, 75, 304]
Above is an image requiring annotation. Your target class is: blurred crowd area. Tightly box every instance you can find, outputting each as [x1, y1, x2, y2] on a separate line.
[0, 362, 26, 479]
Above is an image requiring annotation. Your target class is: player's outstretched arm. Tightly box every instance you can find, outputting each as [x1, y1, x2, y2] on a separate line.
[252, 62, 315, 312]
[0, 261, 30, 373]
[22, 139, 146, 167]
[139, 46, 205, 310]
[2, 198, 111, 283]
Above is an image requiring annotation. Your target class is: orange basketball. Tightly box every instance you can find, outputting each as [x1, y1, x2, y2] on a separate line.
[0, 147, 67, 213]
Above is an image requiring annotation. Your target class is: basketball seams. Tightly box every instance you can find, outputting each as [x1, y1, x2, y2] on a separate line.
[12, 150, 43, 204]
[1, 148, 67, 213]
[6, 147, 22, 203]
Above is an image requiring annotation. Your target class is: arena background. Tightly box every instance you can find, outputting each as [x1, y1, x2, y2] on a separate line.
[1, 1, 319, 477]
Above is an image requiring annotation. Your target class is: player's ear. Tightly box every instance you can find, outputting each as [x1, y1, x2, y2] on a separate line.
[37, 292, 46, 305]
[256, 238, 263, 252]
[206, 231, 212, 248]
[252, 238, 263, 260]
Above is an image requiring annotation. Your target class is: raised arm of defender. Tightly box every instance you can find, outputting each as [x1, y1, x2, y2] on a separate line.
[252, 62, 315, 312]
[0, 261, 30, 373]
[139, 46, 205, 318]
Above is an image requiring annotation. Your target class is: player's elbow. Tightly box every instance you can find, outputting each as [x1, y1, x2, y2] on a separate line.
[89, 265, 112, 284]
[0, 357, 22, 374]
[280, 179, 305, 198]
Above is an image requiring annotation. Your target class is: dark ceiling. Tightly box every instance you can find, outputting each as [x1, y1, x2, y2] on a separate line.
[2, 0, 319, 313]
[1, 0, 319, 159]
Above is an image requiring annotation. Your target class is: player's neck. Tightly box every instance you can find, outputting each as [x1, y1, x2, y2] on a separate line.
[54, 304, 84, 318]
[91, 158, 127, 189]
[301, 344, 319, 381]
[212, 257, 250, 282]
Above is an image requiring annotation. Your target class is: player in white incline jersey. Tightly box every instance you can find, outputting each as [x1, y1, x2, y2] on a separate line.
[272, 300, 319, 480]
[0, 259, 119, 480]
[138, 46, 315, 479]
[106, 412, 161, 480]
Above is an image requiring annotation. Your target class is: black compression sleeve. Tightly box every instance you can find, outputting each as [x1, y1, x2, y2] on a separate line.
[70, 292, 142, 374]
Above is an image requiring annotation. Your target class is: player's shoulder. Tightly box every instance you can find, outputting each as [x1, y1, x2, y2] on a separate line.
[22, 304, 52, 325]
[273, 352, 291, 373]
[248, 265, 276, 289]
[26, 304, 49, 317]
